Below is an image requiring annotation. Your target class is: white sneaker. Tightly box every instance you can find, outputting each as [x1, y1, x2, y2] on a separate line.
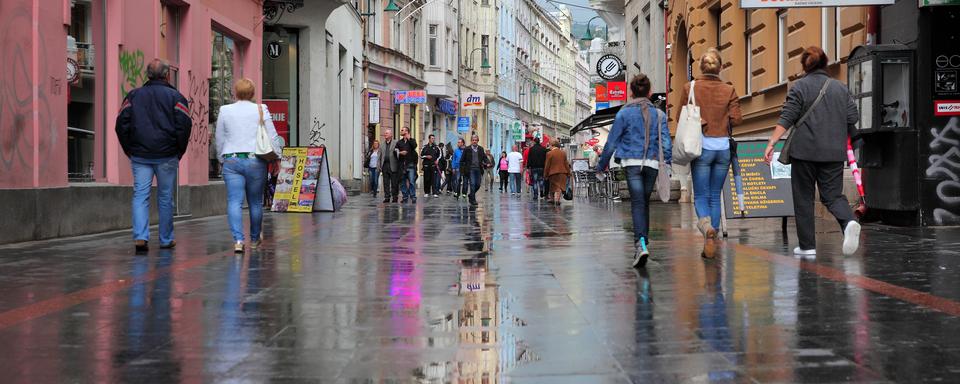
[793, 247, 816, 257]
[433, 194, 440, 198]
[842, 221, 861, 256]
[424, 194, 430, 198]
[234, 241, 244, 253]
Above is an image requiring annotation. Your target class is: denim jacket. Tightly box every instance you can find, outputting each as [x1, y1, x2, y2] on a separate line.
[598, 99, 672, 170]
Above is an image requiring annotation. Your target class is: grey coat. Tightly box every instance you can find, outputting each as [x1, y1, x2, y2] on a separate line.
[777, 70, 859, 162]
[378, 139, 400, 173]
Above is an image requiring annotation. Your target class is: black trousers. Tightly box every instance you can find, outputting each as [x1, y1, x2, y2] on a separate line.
[791, 159, 855, 250]
[381, 169, 401, 201]
[422, 167, 436, 195]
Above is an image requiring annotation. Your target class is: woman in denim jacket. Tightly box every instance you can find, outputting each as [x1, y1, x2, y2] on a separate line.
[597, 74, 672, 269]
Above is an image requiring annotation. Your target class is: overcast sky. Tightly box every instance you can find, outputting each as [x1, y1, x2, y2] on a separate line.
[535, 0, 605, 26]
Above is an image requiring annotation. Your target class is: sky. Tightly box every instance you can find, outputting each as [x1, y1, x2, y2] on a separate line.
[535, 0, 605, 25]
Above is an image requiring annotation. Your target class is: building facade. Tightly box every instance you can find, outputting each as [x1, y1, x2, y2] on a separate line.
[625, 0, 667, 94]
[422, 0, 459, 146]
[459, 0, 499, 148]
[490, 0, 521, 156]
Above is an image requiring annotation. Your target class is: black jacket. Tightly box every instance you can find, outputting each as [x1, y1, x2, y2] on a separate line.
[459, 145, 490, 170]
[421, 143, 440, 169]
[527, 144, 547, 169]
[115, 80, 192, 159]
[396, 137, 418, 167]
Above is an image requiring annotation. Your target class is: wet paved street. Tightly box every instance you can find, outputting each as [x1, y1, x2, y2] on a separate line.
[1, 191, 959, 383]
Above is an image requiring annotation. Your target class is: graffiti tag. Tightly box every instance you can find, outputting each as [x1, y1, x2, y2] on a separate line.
[119, 49, 146, 99]
[309, 117, 326, 146]
[186, 71, 209, 156]
[926, 117, 960, 224]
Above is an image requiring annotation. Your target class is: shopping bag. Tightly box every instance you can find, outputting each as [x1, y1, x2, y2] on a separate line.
[656, 111, 671, 203]
[672, 81, 702, 166]
[255, 103, 281, 161]
[563, 178, 573, 201]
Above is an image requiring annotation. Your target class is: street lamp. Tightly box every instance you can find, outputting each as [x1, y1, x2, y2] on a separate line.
[466, 47, 491, 74]
[580, 16, 608, 42]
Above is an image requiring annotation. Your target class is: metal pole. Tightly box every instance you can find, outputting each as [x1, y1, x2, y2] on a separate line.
[456, 0, 462, 139]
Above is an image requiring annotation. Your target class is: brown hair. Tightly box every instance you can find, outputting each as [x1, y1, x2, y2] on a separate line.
[629, 74, 651, 98]
[700, 48, 722, 75]
[801, 46, 828, 73]
[234, 78, 256, 101]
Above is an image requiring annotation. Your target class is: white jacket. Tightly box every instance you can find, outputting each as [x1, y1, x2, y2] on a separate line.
[215, 100, 280, 160]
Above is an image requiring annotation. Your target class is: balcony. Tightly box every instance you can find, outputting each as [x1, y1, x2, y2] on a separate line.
[365, 41, 425, 82]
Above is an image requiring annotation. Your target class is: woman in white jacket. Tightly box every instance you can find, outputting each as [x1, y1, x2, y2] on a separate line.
[215, 78, 280, 253]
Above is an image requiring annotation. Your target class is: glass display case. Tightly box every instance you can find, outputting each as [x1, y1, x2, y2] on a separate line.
[847, 44, 914, 133]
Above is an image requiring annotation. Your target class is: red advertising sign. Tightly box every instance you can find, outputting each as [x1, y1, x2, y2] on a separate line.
[595, 84, 608, 102]
[607, 82, 627, 101]
[586, 138, 600, 146]
[935, 100, 960, 116]
[263, 99, 290, 146]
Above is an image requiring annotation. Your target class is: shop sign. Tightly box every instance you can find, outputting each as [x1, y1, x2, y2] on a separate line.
[266, 41, 283, 59]
[595, 84, 608, 102]
[512, 122, 523, 141]
[607, 82, 627, 101]
[741, 0, 893, 8]
[596, 101, 610, 110]
[437, 98, 457, 115]
[935, 100, 960, 116]
[263, 99, 290, 146]
[596, 54, 624, 80]
[922, 0, 960, 5]
[586, 138, 600, 146]
[461, 92, 485, 110]
[394, 90, 427, 104]
[458, 116, 471, 133]
[368, 97, 380, 124]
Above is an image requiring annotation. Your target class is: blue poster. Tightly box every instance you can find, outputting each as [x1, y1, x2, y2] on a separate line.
[457, 117, 471, 133]
[596, 102, 610, 110]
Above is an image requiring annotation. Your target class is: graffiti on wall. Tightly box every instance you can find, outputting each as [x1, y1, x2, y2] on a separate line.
[0, 4, 57, 178]
[925, 117, 960, 224]
[309, 117, 326, 146]
[186, 71, 209, 156]
[119, 49, 147, 99]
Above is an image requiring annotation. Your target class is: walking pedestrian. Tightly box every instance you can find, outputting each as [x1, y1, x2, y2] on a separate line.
[115, 59, 192, 253]
[214, 78, 281, 253]
[544, 138, 571, 205]
[378, 129, 401, 203]
[485, 149, 496, 192]
[506, 145, 524, 196]
[451, 139, 465, 198]
[396, 127, 418, 203]
[597, 73, 671, 269]
[497, 151, 509, 192]
[460, 135, 491, 206]
[437, 144, 449, 195]
[366, 140, 381, 198]
[764, 46, 861, 257]
[421, 134, 440, 198]
[527, 137, 548, 199]
[677, 48, 743, 257]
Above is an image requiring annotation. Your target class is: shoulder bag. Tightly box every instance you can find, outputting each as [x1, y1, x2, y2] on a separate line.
[778, 79, 832, 165]
[255, 103, 281, 161]
[655, 110, 672, 203]
[672, 81, 702, 166]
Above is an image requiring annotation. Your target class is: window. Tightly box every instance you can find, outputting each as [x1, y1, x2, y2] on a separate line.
[210, 30, 239, 178]
[429, 24, 438, 67]
[67, 0, 104, 182]
[778, 11, 787, 83]
[411, 18, 419, 60]
[482, 0, 490, 5]
[481, 34, 489, 68]
[447, 27, 453, 70]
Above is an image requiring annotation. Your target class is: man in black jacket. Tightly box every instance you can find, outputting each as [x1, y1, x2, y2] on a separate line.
[396, 127, 418, 203]
[526, 137, 548, 199]
[459, 134, 492, 206]
[421, 134, 441, 198]
[115, 59, 192, 252]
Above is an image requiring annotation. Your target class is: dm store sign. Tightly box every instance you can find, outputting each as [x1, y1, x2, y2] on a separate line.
[394, 90, 427, 104]
[461, 92, 485, 110]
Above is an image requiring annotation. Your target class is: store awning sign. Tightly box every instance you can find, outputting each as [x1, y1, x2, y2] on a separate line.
[437, 98, 457, 115]
[461, 92, 485, 110]
[394, 90, 427, 104]
[741, 0, 893, 8]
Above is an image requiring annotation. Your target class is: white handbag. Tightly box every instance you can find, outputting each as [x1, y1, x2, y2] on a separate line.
[255, 103, 280, 161]
[672, 80, 703, 166]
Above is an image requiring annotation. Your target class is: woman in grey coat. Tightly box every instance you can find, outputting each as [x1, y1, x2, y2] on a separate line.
[763, 46, 861, 257]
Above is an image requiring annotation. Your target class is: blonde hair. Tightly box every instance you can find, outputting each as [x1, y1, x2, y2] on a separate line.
[550, 138, 560, 148]
[699, 48, 722, 75]
[234, 78, 256, 101]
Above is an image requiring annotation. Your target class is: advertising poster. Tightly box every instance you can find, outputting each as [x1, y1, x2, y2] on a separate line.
[272, 147, 327, 213]
[263, 99, 289, 146]
[607, 82, 627, 101]
[595, 84, 608, 102]
[722, 140, 795, 218]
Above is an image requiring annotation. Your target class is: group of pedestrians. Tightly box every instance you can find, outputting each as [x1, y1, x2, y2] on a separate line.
[600, 46, 862, 269]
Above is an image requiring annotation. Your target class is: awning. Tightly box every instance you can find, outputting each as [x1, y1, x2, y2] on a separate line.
[569, 105, 621, 136]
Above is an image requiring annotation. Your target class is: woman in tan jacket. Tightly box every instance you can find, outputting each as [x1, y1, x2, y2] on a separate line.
[543, 138, 571, 205]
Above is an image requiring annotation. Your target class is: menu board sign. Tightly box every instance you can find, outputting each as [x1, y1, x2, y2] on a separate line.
[272, 147, 327, 212]
[723, 140, 795, 218]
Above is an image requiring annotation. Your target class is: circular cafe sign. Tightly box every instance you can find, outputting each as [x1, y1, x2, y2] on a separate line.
[266, 41, 283, 59]
[67, 58, 80, 84]
[596, 54, 623, 81]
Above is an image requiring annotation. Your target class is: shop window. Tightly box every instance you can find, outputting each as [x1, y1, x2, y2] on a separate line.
[209, 30, 238, 178]
[429, 24, 438, 67]
[67, 0, 102, 182]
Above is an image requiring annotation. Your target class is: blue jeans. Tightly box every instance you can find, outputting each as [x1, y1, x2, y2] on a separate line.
[401, 166, 417, 200]
[468, 168, 483, 203]
[509, 172, 522, 194]
[369, 167, 380, 195]
[625, 166, 659, 245]
[531, 168, 544, 197]
[222, 158, 267, 242]
[692, 149, 731, 230]
[130, 156, 179, 244]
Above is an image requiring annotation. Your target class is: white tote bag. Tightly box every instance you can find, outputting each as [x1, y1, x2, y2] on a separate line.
[255, 103, 280, 161]
[672, 80, 702, 166]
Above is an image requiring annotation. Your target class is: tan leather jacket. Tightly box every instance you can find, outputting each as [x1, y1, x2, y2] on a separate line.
[675, 75, 743, 137]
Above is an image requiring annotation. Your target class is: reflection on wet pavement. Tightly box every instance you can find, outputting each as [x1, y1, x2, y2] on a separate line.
[0, 191, 958, 383]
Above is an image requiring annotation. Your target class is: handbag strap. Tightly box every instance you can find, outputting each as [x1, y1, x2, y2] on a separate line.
[792, 79, 832, 133]
[687, 80, 697, 106]
[657, 110, 666, 164]
[258, 102, 265, 128]
[642, 104, 651, 160]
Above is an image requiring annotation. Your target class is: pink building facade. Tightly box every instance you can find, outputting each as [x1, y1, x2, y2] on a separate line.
[0, 0, 263, 189]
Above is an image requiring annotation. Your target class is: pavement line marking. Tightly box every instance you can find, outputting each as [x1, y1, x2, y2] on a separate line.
[731, 242, 960, 318]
